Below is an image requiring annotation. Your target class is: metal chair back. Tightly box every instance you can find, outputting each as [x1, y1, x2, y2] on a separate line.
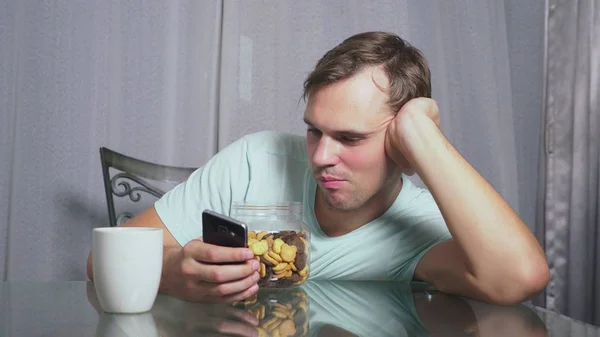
[100, 147, 196, 227]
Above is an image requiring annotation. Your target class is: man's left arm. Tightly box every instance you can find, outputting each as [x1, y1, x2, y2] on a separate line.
[386, 98, 550, 305]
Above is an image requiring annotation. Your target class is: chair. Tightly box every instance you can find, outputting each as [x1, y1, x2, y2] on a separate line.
[100, 147, 197, 227]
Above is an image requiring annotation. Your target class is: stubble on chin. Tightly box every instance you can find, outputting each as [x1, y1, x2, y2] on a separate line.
[318, 185, 364, 213]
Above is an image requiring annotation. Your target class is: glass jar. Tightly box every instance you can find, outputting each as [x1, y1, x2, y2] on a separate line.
[231, 201, 310, 288]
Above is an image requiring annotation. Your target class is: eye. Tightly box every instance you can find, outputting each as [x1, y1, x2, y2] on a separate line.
[307, 128, 321, 137]
[339, 136, 361, 145]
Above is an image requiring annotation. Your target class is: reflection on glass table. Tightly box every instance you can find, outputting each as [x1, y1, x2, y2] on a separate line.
[0, 280, 586, 336]
[86, 281, 549, 337]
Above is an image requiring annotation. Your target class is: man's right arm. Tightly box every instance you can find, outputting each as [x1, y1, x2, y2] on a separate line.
[86, 206, 260, 303]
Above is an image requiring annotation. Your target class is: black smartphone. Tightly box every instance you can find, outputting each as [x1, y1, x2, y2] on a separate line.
[202, 209, 248, 248]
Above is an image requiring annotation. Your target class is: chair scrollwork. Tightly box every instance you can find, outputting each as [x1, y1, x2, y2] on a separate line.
[110, 172, 165, 202]
[100, 147, 197, 227]
[116, 212, 135, 226]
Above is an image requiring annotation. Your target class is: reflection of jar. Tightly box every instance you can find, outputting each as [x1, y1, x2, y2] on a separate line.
[233, 287, 310, 337]
[231, 201, 310, 288]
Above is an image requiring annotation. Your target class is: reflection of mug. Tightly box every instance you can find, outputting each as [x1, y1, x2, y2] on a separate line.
[92, 227, 162, 313]
[95, 312, 159, 337]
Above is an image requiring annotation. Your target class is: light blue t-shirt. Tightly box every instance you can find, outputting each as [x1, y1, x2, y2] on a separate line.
[154, 131, 451, 281]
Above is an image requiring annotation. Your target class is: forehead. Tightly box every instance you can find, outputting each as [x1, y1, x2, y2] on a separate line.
[303, 67, 393, 132]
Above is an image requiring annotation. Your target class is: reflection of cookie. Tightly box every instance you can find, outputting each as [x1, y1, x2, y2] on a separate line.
[234, 288, 310, 337]
[248, 230, 309, 288]
[280, 319, 296, 336]
[293, 308, 306, 326]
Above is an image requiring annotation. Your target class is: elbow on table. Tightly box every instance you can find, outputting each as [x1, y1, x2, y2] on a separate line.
[485, 260, 550, 305]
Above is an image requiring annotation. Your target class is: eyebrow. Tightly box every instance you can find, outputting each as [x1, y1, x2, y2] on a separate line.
[303, 118, 371, 139]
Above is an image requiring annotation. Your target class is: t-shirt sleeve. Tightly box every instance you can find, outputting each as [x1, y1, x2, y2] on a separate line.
[153, 136, 250, 246]
[390, 190, 453, 281]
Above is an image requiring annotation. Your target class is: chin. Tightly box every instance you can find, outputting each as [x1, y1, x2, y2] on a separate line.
[322, 192, 362, 212]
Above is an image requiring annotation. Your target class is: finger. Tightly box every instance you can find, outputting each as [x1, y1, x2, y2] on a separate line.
[213, 319, 260, 337]
[188, 319, 258, 337]
[223, 306, 260, 326]
[204, 283, 260, 304]
[197, 259, 260, 283]
[184, 306, 258, 329]
[200, 270, 260, 296]
[185, 240, 254, 263]
[190, 304, 259, 327]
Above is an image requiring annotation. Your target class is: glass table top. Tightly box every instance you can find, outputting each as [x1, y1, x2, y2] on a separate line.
[0, 280, 596, 336]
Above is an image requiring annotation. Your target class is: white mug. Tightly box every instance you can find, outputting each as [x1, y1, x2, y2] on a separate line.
[92, 227, 163, 314]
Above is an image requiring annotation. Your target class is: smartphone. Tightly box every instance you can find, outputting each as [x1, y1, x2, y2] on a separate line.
[202, 209, 248, 248]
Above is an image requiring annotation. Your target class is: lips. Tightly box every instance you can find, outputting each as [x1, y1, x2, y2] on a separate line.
[318, 176, 344, 182]
[317, 176, 345, 189]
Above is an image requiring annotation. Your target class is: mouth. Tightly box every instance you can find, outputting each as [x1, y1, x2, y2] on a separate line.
[317, 176, 346, 189]
[321, 177, 342, 181]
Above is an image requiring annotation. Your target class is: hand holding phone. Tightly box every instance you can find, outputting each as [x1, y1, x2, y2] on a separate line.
[158, 210, 258, 303]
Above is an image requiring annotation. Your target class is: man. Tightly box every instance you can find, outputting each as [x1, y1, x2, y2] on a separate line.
[87, 31, 550, 304]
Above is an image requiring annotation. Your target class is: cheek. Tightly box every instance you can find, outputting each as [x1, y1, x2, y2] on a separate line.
[343, 145, 387, 172]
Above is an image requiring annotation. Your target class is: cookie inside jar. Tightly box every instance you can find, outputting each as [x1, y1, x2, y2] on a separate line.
[231, 201, 310, 288]
[248, 230, 310, 287]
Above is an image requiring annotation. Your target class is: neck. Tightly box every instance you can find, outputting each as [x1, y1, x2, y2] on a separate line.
[315, 176, 403, 237]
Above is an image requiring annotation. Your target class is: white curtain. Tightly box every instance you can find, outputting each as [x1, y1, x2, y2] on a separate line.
[0, 0, 544, 293]
[0, 0, 222, 280]
[541, 0, 600, 325]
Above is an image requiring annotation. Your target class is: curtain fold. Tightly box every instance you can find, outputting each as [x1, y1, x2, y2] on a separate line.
[0, 0, 20, 281]
[542, 0, 600, 325]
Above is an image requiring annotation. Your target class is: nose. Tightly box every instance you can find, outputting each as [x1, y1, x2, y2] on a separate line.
[311, 136, 340, 168]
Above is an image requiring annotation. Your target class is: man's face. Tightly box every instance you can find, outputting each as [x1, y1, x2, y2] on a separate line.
[304, 67, 402, 212]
